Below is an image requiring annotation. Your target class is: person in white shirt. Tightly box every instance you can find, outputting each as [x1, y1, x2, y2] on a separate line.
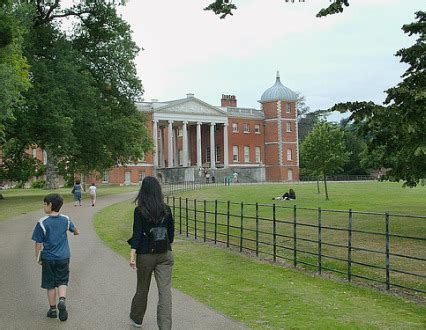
[89, 183, 97, 207]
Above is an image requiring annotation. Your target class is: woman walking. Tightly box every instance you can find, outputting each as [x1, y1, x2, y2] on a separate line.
[127, 176, 174, 329]
[72, 180, 84, 206]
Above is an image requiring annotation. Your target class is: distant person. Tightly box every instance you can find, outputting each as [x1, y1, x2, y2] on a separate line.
[273, 188, 296, 200]
[233, 172, 239, 183]
[71, 180, 84, 206]
[88, 183, 97, 207]
[127, 176, 175, 329]
[31, 193, 80, 321]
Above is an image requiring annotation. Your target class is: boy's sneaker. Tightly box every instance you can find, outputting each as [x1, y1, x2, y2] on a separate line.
[46, 308, 57, 318]
[58, 299, 68, 321]
[129, 315, 142, 328]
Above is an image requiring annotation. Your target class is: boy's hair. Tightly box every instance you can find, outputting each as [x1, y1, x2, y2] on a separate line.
[44, 193, 64, 212]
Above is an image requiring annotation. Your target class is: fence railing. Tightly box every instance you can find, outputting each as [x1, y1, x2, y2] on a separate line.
[165, 195, 426, 295]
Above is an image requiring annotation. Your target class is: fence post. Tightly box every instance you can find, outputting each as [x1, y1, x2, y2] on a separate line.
[293, 205, 297, 267]
[179, 197, 182, 235]
[194, 199, 197, 240]
[240, 202, 244, 252]
[166, 195, 169, 204]
[185, 198, 188, 237]
[227, 200, 230, 248]
[172, 196, 175, 220]
[385, 212, 390, 290]
[214, 200, 218, 244]
[318, 207, 322, 274]
[273, 203, 277, 262]
[256, 202, 259, 257]
[347, 209, 352, 282]
[203, 200, 207, 242]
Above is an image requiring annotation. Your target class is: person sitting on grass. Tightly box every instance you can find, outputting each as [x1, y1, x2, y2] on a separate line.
[31, 193, 80, 322]
[273, 188, 296, 200]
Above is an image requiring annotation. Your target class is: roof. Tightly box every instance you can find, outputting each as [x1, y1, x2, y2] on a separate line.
[260, 71, 298, 103]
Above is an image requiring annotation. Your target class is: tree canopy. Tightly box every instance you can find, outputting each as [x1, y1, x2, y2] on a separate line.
[204, 0, 350, 19]
[0, 1, 151, 188]
[330, 11, 426, 187]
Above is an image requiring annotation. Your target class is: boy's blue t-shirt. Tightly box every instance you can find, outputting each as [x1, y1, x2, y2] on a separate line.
[31, 214, 76, 261]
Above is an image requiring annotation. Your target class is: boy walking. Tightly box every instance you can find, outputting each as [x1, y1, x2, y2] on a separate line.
[32, 193, 80, 321]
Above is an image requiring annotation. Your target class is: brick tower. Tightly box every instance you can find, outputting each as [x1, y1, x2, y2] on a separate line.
[260, 71, 299, 181]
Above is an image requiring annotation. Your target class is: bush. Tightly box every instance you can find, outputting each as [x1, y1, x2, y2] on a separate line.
[31, 179, 45, 189]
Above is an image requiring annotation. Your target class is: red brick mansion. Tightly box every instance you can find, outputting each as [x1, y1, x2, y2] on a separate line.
[102, 71, 300, 184]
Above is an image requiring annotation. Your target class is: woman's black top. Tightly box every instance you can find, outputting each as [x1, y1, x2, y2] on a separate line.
[127, 205, 175, 254]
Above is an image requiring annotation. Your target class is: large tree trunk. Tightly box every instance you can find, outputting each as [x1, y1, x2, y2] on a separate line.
[44, 149, 59, 189]
[323, 173, 329, 200]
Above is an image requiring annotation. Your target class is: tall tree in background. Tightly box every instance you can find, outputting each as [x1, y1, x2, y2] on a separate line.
[300, 122, 350, 200]
[1, 1, 151, 188]
[330, 11, 425, 187]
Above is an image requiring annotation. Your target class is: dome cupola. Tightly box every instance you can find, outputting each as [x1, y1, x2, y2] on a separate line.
[260, 71, 298, 103]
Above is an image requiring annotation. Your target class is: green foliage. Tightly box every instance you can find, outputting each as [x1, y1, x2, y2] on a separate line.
[330, 11, 426, 187]
[204, 0, 350, 19]
[300, 122, 350, 199]
[1, 1, 151, 186]
[31, 179, 45, 189]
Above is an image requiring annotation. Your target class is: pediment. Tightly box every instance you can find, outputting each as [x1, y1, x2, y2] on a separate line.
[154, 98, 226, 117]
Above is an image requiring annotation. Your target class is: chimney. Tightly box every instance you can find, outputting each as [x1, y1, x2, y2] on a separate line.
[221, 94, 237, 107]
[186, 93, 195, 98]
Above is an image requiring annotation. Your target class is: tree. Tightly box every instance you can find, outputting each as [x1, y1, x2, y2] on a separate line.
[1, 1, 151, 188]
[300, 122, 350, 200]
[339, 119, 368, 175]
[204, 0, 350, 19]
[330, 11, 426, 187]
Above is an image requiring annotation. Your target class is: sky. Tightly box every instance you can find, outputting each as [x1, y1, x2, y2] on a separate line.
[116, 0, 423, 121]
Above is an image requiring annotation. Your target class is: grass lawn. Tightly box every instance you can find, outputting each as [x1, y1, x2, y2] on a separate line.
[166, 182, 426, 293]
[0, 184, 139, 222]
[94, 199, 426, 329]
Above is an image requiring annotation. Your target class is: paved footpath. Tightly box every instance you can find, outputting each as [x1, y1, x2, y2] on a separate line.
[0, 192, 248, 330]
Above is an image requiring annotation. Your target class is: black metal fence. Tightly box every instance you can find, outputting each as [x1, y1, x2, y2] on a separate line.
[165, 195, 426, 295]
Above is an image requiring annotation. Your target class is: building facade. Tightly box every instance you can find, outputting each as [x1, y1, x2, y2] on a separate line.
[99, 71, 300, 184]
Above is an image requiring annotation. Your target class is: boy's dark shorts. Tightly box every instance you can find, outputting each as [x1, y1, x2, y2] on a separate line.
[41, 259, 70, 289]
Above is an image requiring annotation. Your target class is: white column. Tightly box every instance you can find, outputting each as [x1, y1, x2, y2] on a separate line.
[160, 127, 165, 167]
[223, 122, 229, 168]
[173, 127, 178, 167]
[168, 120, 173, 168]
[210, 122, 216, 169]
[152, 120, 158, 167]
[182, 121, 188, 167]
[196, 122, 202, 168]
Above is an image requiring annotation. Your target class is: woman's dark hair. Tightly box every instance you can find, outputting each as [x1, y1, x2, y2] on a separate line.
[134, 176, 167, 224]
[75, 179, 80, 185]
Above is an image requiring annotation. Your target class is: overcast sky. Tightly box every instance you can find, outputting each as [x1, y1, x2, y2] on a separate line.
[116, 0, 423, 120]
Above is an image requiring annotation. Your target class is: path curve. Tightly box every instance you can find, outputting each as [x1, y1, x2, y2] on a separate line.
[0, 192, 248, 329]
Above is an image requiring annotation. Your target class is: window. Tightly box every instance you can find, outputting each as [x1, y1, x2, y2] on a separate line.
[286, 122, 292, 132]
[255, 147, 261, 163]
[243, 123, 250, 133]
[233, 146, 239, 162]
[288, 169, 293, 181]
[32, 148, 37, 158]
[232, 123, 238, 133]
[216, 146, 220, 162]
[244, 146, 250, 163]
[179, 150, 183, 165]
[254, 124, 260, 134]
[206, 147, 211, 162]
[286, 103, 291, 113]
[139, 151, 145, 162]
[43, 150, 47, 165]
[287, 149, 292, 161]
[102, 171, 109, 183]
[138, 171, 145, 182]
[178, 128, 183, 137]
